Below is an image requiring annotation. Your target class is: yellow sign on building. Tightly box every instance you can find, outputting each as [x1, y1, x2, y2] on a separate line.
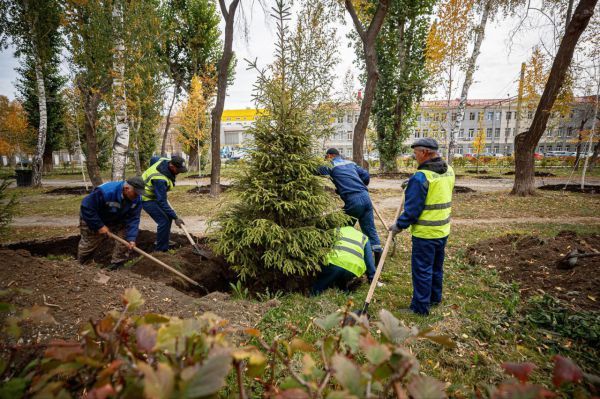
[221, 109, 265, 122]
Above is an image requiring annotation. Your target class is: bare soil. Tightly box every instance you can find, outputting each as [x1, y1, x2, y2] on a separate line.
[503, 171, 556, 177]
[187, 184, 231, 194]
[454, 186, 476, 193]
[538, 184, 600, 194]
[45, 186, 92, 195]
[466, 230, 600, 311]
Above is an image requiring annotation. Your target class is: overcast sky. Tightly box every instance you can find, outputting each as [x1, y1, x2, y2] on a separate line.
[0, 8, 543, 109]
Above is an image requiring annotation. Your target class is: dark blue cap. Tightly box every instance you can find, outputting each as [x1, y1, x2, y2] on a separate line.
[411, 137, 439, 150]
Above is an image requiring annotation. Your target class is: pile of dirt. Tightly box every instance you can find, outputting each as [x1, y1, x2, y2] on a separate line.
[371, 172, 412, 179]
[3, 230, 188, 264]
[473, 175, 503, 180]
[454, 186, 476, 193]
[187, 184, 231, 194]
[466, 169, 489, 174]
[538, 184, 600, 194]
[0, 249, 277, 344]
[466, 231, 600, 311]
[185, 173, 211, 179]
[503, 171, 556, 177]
[45, 186, 92, 196]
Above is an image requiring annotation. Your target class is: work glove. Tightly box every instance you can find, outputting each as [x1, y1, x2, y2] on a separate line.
[388, 223, 402, 237]
[401, 179, 409, 189]
[174, 218, 185, 228]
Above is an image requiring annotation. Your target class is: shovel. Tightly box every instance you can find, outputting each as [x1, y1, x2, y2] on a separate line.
[344, 191, 405, 326]
[178, 222, 213, 260]
[108, 231, 202, 287]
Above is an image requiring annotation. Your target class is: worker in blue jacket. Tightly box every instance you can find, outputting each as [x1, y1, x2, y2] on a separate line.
[141, 155, 187, 252]
[389, 138, 455, 315]
[78, 176, 146, 269]
[317, 148, 382, 265]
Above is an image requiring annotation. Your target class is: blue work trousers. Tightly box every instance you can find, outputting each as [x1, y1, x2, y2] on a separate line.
[343, 193, 382, 252]
[410, 235, 448, 315]
[142, 201, 173, 252]
[311, 264, 356, 295]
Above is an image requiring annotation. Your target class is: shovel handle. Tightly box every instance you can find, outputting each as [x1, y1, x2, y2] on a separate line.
[179, 223, 197, 247]
[372, 203, 389, 229]
[107, 232, 200, 287]
[363, 191, 405, 306]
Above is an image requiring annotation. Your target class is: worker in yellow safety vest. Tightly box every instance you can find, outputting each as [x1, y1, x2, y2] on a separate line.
[388, 137, 455, 315]
[141, 155, 187, 252]
[311, 226, 376, 295]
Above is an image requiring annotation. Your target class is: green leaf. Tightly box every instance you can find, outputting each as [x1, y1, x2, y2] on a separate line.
[122, 287, 145, 311]
[246, 350, 267, 378]
[0, 378, 28, 399]
[364, 344, 391, 366]
[376, 309, 410, 344]
[419, 331, 456, 349]
[314, 312, 342, 331]
[340, 326, 360, 354]
[181, 350, 232, 398]
[141, 313, 170, 325]
[331, 354, 364, 396]
[138, 362, 174, 399]
[407, 375, 447, 399]
[290, 338, 315, 354]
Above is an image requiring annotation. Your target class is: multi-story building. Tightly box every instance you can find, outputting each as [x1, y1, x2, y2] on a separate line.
[412, 97, 597, 155]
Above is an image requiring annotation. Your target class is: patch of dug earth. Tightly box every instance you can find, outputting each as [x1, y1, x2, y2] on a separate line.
[538, 184, 600, 194]
[466, 169, 488, 174]
[473, 175, 503, 180]
[466, 231, 600, 311]
[454, 186, 476, 193]
[187, 184, 231, 194]
[371, 172, 413, 179]
[2, 230, 188, 264]
[45, 186, 92, 195]
[504, 171, 556, 177]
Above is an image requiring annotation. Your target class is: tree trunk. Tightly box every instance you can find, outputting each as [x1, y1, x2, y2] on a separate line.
[511, 0, 597, 196]
[449, 0, 492, 164]
[110, 0, 130, 181]
[133, 135, 142, 175]
[589, 141, 599, 171]
[188, 146, 199, 173]
[161, 86, 178, 156]
[42, 149, 53, 172]
[31, 61, 48, 187]
[574, 118, 587, 169]
[210, 0, 240, 196]
[346, 0, 389, 166]
[83, 90, 103, 187]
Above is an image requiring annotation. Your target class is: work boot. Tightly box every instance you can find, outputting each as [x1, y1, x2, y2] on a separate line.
[106, 261, 125, 271]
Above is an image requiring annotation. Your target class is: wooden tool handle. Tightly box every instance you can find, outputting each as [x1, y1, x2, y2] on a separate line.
[363, 192, 405, 306]
[179, 223, 196, 247]
[372, 203, 389, 229]
[107, 232, 200, 287]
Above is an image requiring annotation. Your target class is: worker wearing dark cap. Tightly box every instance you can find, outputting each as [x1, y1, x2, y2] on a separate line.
[318, 148, 383, 267]
[141, 155, 187, 252]
[388, 138, 455, 315]
[78, 176, 146, 269]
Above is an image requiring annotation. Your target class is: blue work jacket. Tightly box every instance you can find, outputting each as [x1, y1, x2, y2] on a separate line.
[317, 156, 370, 201]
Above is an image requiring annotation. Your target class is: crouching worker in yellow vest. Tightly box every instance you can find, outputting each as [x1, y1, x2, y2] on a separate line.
[310, 226, 376, 295]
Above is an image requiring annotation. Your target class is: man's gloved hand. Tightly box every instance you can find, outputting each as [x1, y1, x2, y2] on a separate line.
[401, 179, 409, 189]
[388, 223, 402, 236]
[174, 218, 185, 228]
[98, 226, 110, 235]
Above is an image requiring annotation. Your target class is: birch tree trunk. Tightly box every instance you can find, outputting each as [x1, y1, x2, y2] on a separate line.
[111, 0, 130, 181]
[31, 61, 47, 187]
[511, 0, 597, 196]
[160, 86, 178, 156]
[210, 0, 240, 196]
[448, 0, 492, 164]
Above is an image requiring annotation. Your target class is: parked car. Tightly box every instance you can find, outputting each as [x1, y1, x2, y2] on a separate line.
[533, 152, 544, 160]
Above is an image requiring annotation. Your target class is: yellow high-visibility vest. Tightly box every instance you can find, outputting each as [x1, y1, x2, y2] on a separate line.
[409, 165, 455, 239]
[326, 226, 368, 277]
[141, 157, 174, 202]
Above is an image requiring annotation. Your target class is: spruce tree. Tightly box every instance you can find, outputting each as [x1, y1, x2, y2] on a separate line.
[212, 0, 348, 281]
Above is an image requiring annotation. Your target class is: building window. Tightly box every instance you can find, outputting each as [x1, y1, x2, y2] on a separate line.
[458, 129, 464, 138]
[527, 111, 533, 119]
[546, 129, 552, 137]
[415, 130, 421, 138]
[354, 115, 359, 123]
[567, 127, 574, 137]
[493, 146, 499, 153]
[469, 112, 476, 121]
[451, 112, 457, 121]
[347, 114, 352, 123]
[337, 116, 343, 123]
[505, 127, 511, 137]
[494, 128, 500, 138]
[422, 128, 428, 136]
[558, 128, 565, 137]
[506, 112, 512, 120]
[468, 129, 474, 139]
[495, 112, 501, 121]
[347, 131, 353, 140]
[556, 144, 563, 151]
[486, 128, 492, 139]
[456, 147, 463, 154]
[486, 112, 494, 121]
